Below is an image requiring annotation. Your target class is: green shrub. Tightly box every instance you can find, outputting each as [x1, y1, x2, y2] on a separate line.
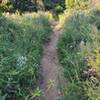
[0, 13, 51, 100]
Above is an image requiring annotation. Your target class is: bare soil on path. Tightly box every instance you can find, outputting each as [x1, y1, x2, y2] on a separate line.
[40, 22, 61, 100]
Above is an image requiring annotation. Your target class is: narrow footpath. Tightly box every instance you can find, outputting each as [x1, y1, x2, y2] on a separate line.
[40, 22, 61, 100]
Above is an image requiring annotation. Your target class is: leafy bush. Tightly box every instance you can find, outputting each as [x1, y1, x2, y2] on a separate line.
[0, 13, 52, 100]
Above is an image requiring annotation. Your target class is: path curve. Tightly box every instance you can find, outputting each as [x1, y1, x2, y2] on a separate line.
[40, 22, 61, 100]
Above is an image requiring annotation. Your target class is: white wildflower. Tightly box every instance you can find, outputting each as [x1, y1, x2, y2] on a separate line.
[17, 56, 27, 67]
[70, 45, 73, 48]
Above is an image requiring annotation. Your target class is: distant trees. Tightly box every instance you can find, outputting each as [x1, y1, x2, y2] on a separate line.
[12, 0, 37, 12]
[43, 0, 65, 14]
[0, 0, 65, 13]
[0, 0, 99, 13]
[0, 0, 43, 12]
[13, 0, 45, 11]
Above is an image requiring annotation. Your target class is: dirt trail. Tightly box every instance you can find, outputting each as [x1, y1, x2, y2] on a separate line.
[40, 22, 61, 100]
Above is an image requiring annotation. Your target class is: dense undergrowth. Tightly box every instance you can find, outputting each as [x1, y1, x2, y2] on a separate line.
[0, 1, 100, 100]
[58, 7, 100, 100]
[0, 12, 52, 100]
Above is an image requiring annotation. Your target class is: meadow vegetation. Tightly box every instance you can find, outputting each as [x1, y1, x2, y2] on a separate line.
[0, 12, 52, 100]
[0, 0, 100, 100]
[58, 4, 100, 100]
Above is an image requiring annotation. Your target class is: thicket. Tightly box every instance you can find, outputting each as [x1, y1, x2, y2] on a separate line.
[0, 13, 52, 100]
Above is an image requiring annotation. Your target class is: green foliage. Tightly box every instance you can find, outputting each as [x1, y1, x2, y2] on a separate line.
[0, 0, 37, 12]
[0, 0, 13, 12]
[0, 0, 65, 13]
[65, 0, 90, 9]
[84, 77, 100, 100]
[58, 12, 92, 81]
[62, 82, 85, 100]
[12, 0, 37, 12]
[44, 0, 65, 14]
[58, 9, 100, 99]
[0, 13, 51, 100]
[89, 8, 100, 30]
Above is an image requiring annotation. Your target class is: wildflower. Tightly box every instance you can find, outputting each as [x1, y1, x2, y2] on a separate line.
[17, 56, 27, 67]
[70, 45, 73, 48]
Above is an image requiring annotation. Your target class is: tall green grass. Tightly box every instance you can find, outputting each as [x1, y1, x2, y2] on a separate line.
[0, 13, 52, 100]
[58, 9, 100, 100]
